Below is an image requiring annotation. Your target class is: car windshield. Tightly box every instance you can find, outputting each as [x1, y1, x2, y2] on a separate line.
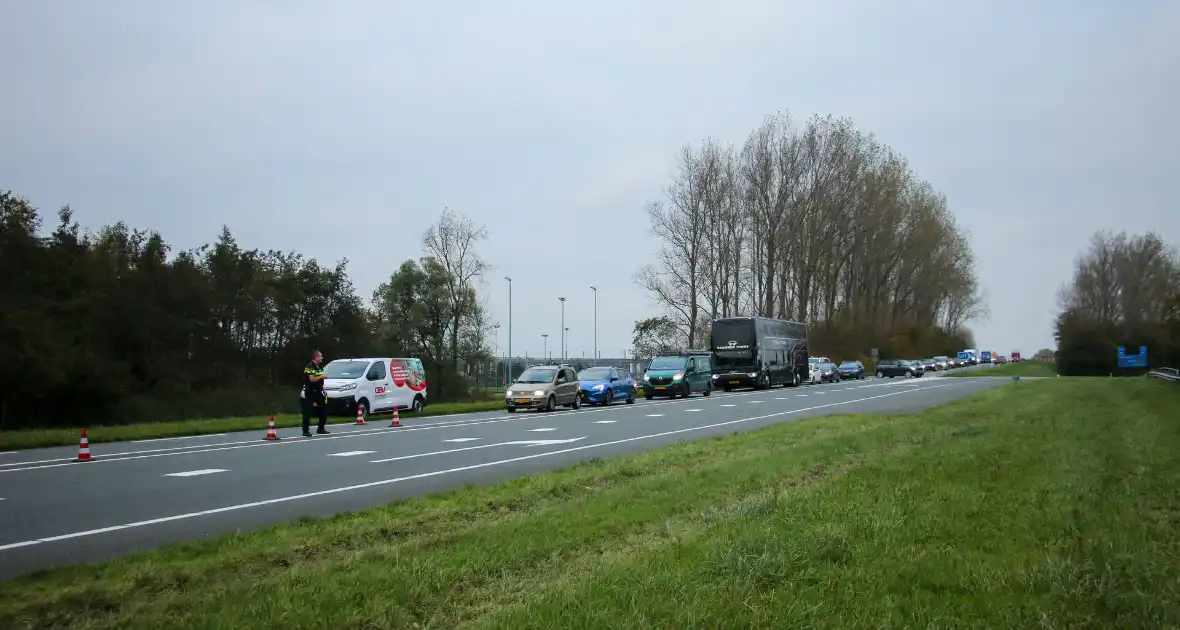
[839, 361, 858, 368]
[809, 357, 824, 364]
[578, 367, 612, 381]
[648, 356, 685, 371]
[323, 360, 370, 379]
[516, 368, 556, 383]
[821, 363, 835, 370]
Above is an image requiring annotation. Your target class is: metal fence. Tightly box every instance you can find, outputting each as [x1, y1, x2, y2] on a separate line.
[1147, 367, 1180, 382]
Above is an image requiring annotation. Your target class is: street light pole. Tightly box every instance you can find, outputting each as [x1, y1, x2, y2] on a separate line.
[542, 334, 548, 360]
[565, 327, 570, 362]
[505, 276, 512, 383]
[590, 286, 598, 362]
[558, 296, 566, 360]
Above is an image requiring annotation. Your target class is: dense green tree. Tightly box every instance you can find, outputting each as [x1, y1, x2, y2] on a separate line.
[0, 190, 493, 429]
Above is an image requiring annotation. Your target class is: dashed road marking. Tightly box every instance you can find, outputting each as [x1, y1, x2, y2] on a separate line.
[527, 428, 557, 432]
[327, 450, 377, 457]
[645, 414, 664, 417]
[591, 420, 616, 424]
[163, 469, 228, 477]
[442, 438, 481, 443]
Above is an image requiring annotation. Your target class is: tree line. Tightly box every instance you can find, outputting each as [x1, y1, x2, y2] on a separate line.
[632, 111, 986, 362]
[1054, 230, 1180, 375]
[0, 191, 495, 429]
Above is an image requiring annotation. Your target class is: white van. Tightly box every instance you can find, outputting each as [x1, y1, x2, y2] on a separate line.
[305, 357, 428, 420]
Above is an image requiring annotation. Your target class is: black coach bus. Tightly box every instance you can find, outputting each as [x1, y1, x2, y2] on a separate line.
[709, 316, 809, 390]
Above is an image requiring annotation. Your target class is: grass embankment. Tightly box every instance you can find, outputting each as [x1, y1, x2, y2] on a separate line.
[4, 379, 1179, 628]
[945, 360, 1059, 378]
[0, 398, 505, 452]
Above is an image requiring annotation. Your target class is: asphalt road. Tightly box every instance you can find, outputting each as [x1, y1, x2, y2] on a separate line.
[0, 372, 1006, 578]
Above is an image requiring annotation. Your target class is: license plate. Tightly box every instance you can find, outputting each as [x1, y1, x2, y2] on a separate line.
[654, 385, 666, 390]
[729, 380, 740, 384]
[514, 398, 531, 404]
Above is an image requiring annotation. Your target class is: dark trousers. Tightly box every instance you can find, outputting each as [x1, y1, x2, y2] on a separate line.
[301, 395, 328, 433]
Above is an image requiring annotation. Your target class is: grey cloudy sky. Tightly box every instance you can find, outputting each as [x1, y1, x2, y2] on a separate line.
[3, 0, 1177, 360]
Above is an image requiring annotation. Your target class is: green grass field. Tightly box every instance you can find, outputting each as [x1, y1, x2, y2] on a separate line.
[0, 399, 505, 452]
[945, 360, 1059, 377]
[3, 378, 1177, 629]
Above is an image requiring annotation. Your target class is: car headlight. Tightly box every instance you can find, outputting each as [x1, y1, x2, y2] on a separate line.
[592, 384, 604, 391]
[672, 373, 682, 381]
[748, 372, 758, 378]
[505, 390, 513, 397]
[533, 390, 545, 396]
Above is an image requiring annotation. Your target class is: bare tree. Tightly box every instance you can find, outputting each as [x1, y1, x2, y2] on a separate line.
[422, 207, 491, 369]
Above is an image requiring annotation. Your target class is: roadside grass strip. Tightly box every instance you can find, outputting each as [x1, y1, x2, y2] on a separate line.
[2, 378, 1178, 628]
[944, 361, 1058, 378]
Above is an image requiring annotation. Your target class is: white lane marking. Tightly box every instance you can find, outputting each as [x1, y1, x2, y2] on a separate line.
[796, 394, 808, 397]
[0, 383, 961, 552]
[749, 401, 763, 404]
[370, 437, 587, 463]
[815, 392, 827, 395]
[591, 420, 616, 424]
[721, 404, 736, 407]
[645, 414, 664, 417]
[133, 433, 229, 444]
[775, 397, 788, 400]
[163, 469, 228, 477]
[442, 438, 481, 443]
[527, 428, 556, 432]
[1, 389, 776, 472]
[0, 452, 18, 456]
[327, 451, 377, 457]
[685, 409, 703, 412]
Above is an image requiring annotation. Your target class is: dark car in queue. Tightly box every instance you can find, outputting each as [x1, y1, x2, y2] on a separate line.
[817, 361, 841, 383]
[642, 353, 712, 399]
[874, 358, 919, 378]
[837, 360, 865, 380]
[578, 366, 637, 405]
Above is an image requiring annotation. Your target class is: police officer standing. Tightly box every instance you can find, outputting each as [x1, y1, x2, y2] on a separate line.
[302, 350, 330, 437]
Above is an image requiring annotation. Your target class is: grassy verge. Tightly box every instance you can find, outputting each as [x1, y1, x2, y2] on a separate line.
[945, 360, 1059, 377]
[4, 378, 1179, 628]
[0, 399, 504, 451]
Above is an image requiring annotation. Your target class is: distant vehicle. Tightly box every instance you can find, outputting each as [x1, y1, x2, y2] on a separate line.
[642, 352, 712, 399]
[875, 359, 918, 378]
[577, 366, 636, 406]
[837, 360, 866, 380]
[807, 362, 824, 384]
[313, 356, 428, 420]
[505, 364, 581, 412]
[1011, 352, 1021, 362]
[962, 349, 980, 364]
[922, 358, 938, 371]
[710, 316, 808, 390]
[908, 360, 926, 375]
[817, 361, 841, 383]
[933, 356, 951, 370]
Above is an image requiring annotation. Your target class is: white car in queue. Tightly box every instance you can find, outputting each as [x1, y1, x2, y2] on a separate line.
[302, 356, 428, 421]
[807, 356, 830, 384]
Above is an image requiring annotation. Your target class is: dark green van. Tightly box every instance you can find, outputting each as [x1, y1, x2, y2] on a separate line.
[642, 353, 713, 399]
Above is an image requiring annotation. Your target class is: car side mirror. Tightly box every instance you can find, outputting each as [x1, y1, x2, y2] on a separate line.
[610, 376, 618, 382]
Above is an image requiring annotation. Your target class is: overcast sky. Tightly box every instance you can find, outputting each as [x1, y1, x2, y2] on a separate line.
[3, 0, 1177, 360]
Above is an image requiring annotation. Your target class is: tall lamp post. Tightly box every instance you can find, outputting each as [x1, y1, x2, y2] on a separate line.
[504, 276, 513, 383]
[590, 286, 598, 361]
[564, 327, 570, 362]
[558, 296, 566, 360]
[542, 334, 548, 360]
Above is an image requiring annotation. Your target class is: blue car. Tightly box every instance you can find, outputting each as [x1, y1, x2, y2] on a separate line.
[837, 360, 866, 380]
[577, 366, 637, 406]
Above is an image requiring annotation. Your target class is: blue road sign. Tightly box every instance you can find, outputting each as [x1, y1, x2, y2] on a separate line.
[981, 351, 992, 362]
[1118, 345, 1147, 368]
[957, 351, 971, 361]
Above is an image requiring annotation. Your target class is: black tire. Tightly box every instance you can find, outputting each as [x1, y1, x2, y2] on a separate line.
[604, 390, 613, 406]
[644, 392, 653, 400]
[703, 383, 712, 396]
[545, 396, 556, 412]
[572, 394, 581, 409]
[876, 371, 884, 378]
[412, 395, 424, 413]
[507, 407, 516, 413]
[626, 388, 635, 404]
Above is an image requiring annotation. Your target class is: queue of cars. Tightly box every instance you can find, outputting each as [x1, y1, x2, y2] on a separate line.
[503, 344, 994, 413]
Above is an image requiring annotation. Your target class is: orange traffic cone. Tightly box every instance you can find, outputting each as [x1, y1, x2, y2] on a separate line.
[389, 407, 401, 427]
[263, 415, 280, 441]
[355, 404, 366, 425]
[77, 429, 92, 462]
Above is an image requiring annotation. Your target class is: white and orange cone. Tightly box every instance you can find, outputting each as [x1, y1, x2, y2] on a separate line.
[77, 429, 92, 462]
[389, 407, 401, 427]
[263, 415, 280, 441]
[355, 404, 366, 425]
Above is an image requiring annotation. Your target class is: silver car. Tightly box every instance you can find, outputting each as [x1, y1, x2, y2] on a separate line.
[506, 364, 581, 412]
